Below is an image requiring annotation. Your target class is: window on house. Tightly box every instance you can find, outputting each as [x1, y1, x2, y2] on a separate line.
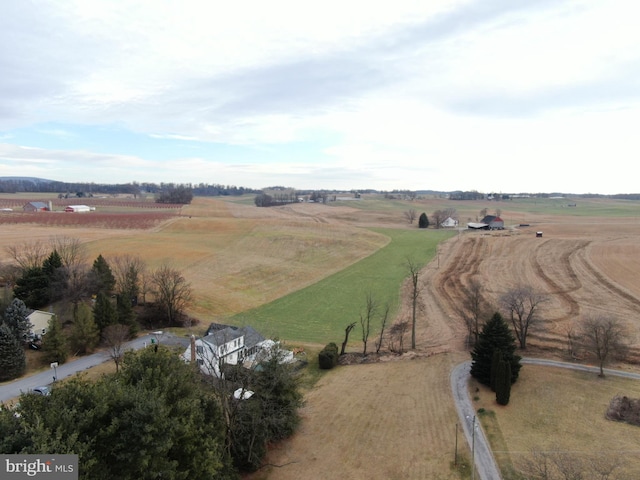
[197, 359, 204, 366]
[196, 345, 203, 354]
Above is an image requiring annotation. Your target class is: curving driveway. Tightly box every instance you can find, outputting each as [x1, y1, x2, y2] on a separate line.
[0, 332, 187, 403]
[451, 358, 640, 480]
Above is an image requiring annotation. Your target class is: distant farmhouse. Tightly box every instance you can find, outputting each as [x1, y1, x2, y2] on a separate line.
[467, 215, 505, 230]
[440, 216, 459, 228]
[23, 201, 51, 212]
[182, 323, 294, 377]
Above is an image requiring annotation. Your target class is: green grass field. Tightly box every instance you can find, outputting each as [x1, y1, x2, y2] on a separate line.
[231, 227, 454, 344]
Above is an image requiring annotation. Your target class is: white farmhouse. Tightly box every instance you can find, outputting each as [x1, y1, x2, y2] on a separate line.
[182, 324, 294, 377]
[440, 216, 459, 228]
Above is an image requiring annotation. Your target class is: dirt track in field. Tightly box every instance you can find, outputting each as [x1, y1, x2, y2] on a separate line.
[411, 218, 640, 363]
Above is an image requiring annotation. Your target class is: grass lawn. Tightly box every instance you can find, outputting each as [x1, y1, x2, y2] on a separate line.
[232, 227, 454, 344]
[471, 365, 640, 479]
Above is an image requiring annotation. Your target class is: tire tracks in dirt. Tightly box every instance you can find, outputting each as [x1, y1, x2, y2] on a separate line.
[531, 239, 584, 322]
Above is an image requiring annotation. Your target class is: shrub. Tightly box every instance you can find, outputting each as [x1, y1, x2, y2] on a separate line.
[318, 342, 339, 369]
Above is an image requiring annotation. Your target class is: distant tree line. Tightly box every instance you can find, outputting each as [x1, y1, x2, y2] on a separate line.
[449, 190, 486, 200]
[154, 185, 194, 204]
[254, 188, 299, 207]
[0, 178, 258, 198]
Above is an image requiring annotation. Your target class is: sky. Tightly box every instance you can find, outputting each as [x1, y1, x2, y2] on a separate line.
[1, 0, 639, 194]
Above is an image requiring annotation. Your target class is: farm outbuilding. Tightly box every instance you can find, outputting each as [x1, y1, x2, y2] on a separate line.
[480, 215, 504, 230]
[467, 215, 505, 230]
[26, 310, 55, 340]
[64, 205, 91, 213]
[23, 201, 50, 212]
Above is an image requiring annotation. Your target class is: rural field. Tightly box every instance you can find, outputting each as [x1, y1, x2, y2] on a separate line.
[3, 193, 640, 478]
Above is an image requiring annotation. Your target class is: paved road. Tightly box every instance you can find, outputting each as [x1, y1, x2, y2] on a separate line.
[451, 361, 502, 480]
[451, 358, 640, 480]
[0, 332, 187, 403]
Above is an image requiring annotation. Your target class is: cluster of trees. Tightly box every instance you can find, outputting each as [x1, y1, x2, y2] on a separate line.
[254, 188, 299, 207]
[154, 185, 194, 204]
[518, 446, 627, 480]
[404, 208, 458, 229]
[465, 280, 631, 405]
[0, 238, 195, 379]
[0, 346, 302, 478]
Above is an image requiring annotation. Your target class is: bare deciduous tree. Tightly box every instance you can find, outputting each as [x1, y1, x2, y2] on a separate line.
[360, 292, 377, 356]
[103, 324, 130, 372]
[152, 264, 193, 326]
[388, 320, 409, 354]
[111, 254, 146, 305]
[340, 322, 356, 356]
[404, 209, 417, 224]
[462, 278, 488, 347]
[50, 237, 89, 316]
[431, 210, 446, 229]
[375, 303, 390, 354]
[406, 258, 422, 350]
[518, 446, 626, 480]
[6, 241, 48, 270]
[500, 285, 547, 349]
[580, 315, 629, 377]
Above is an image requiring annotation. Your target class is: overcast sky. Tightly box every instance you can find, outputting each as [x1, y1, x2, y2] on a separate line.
[1, 0, 639, 194]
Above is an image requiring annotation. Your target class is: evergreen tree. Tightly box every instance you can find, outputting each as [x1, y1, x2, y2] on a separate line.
[88, 254, 116, 295]
[470, 312, 522, 386]
[42, 315, 68, 365]
[8, 348, 235, 479]
[69, 303, 100, 354]
[495, 358, 512, 405]
[116, 294, 138, 336]
[418, 212, 429, 228]
[0, 323, 26, 381]
[13, 266, 50, 309]
[42, 250, 65, 302]
[3, 298, 32, 342]
[490, 349, 502, 392]
[93, 292, 117, 332]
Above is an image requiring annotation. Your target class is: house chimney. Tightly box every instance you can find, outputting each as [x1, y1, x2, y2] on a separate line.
[190, 335, 196, 363]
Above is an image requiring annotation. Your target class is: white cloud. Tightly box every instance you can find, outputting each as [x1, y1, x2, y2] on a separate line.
[1, 0, 640, 193]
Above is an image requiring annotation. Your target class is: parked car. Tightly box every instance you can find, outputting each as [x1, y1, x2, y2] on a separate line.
[31, 386, 51, 396]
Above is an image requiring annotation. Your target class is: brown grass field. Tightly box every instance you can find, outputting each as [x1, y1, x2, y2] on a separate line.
[3, 194, 640, 478]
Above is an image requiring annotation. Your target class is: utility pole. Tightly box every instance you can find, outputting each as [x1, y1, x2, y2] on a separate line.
[471, 415, 476, 480]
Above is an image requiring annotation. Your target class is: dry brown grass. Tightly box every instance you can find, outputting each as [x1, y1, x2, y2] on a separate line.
[471, 366, 640, 478]
[248, 351, 469, 480]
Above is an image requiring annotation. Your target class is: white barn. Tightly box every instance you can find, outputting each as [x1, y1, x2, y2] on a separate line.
[64, 205, 92, 213]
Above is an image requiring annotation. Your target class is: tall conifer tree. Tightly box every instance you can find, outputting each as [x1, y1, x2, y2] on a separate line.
[0, 324, 26, 381]
[471, 312, 521, 386]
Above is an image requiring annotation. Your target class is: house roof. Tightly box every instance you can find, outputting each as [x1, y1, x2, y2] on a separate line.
[26, 202, 48, 209]
[203, 327, 243, 346]
[202, 323, 266, 349]
[480, 215, 503, 224]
